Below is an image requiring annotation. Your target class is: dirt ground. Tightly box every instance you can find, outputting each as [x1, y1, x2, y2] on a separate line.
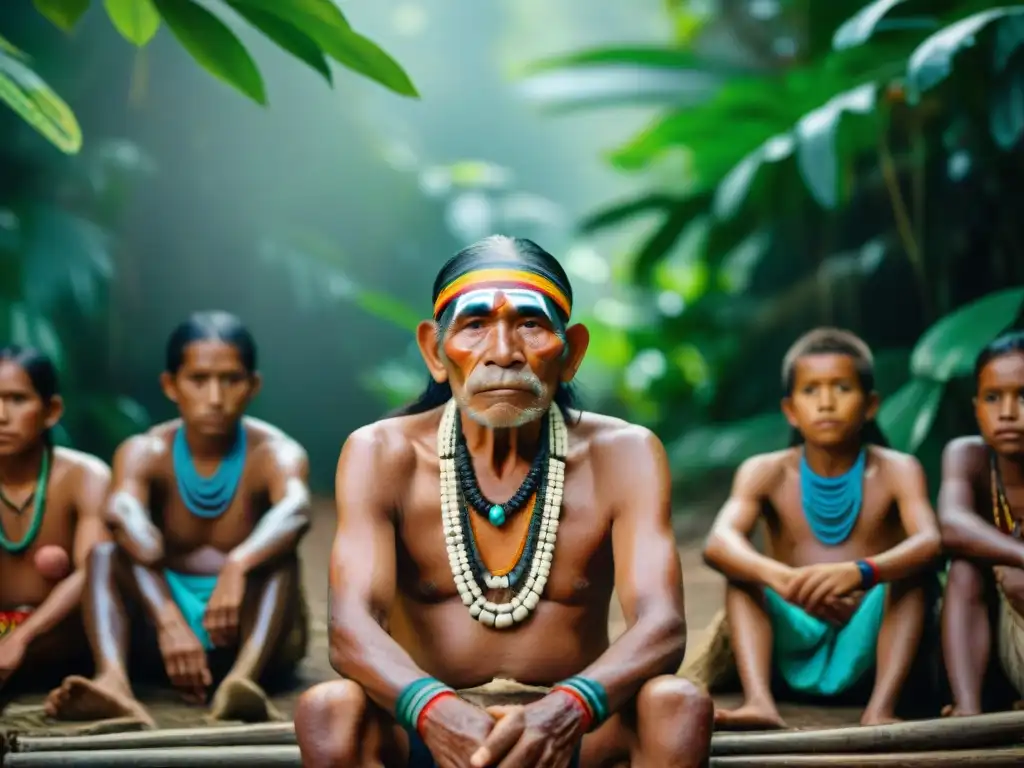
[0, 499, 860, 737]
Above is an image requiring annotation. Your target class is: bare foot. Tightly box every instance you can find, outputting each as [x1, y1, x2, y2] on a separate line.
[861, 710, 902, 726]
[44, 674, 155, 727]
[941, 703, 982, 717]
[714, 701, 787, 730]
[208, 676, 283, 722]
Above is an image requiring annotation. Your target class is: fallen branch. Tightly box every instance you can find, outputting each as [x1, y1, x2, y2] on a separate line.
[710, 746, 1024, 767]
[12, 723, 295, 752]
[712, 711, 1024, 756]
[3, 745, 301, 767]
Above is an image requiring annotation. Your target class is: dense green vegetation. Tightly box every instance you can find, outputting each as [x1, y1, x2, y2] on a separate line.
[529, 0, 1024, 491]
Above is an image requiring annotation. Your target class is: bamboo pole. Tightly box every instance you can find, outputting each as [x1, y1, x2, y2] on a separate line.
[12, 723, 295, 752]
[710, 746, 1024, 767]
[711, 711, 1024, 756]
[3, 745, 301, 767]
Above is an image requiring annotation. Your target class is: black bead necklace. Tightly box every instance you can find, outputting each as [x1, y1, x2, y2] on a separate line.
[454, 414, 549, 526]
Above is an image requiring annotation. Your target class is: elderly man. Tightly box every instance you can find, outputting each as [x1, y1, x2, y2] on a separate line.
[295, 236, 713, 767]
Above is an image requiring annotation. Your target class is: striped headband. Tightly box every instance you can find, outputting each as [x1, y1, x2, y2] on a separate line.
[433, 267, 572, 320]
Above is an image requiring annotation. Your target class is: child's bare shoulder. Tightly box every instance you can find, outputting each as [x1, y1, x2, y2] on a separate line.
[734, 448, 796, 497]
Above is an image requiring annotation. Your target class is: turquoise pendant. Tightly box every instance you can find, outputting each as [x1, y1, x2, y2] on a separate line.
[488, 504, 506, 526]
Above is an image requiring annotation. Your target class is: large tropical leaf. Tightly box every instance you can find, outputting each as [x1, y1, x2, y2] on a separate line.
[668, 411, 788, 478]
[228, 0, 417, 97]
[905, 6, 1024, 103]
[32, 0, 91, 33]
[225, 2, 331, 83]
[104, 0, 161, 47]
[832, 0, 941, 51]
[713, 134, 795, 221]
[910, 287, 1024, 381]
[633, 193, 714, 283]
[877, 377, 945, 453]
[153, 0, 266, 105]
[0, 303, 65, 373]
[0, 37, 82, 154]
[577, 193, 679, 236]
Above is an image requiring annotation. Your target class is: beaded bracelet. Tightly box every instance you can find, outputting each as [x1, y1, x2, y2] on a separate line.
[552, 676, 609, 731]
[395, 678, 456, 734]
[855, 558, 879, 589]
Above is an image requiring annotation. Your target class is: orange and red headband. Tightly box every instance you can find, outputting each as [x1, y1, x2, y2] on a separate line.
[432, 268, 572, 320]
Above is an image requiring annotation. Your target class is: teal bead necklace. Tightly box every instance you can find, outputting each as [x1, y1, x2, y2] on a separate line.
[0, 448, 50, 554]
[173, 424, 246, 519]
[799, 448, 866, 546]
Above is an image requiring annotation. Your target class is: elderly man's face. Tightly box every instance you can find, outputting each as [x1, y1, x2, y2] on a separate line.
[418, 288, 587, 428]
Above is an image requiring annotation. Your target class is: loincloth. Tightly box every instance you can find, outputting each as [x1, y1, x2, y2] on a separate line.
[161, 569, 309, 670]
[997, 586, 1024, 696]
[0, 608, 31, 639]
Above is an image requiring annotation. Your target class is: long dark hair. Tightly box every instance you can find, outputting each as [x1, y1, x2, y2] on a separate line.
[392, 235, 580, 420]
[165, 310, 257, 373]
[0, 345, 60, 446]
[781, 327, 890, 448]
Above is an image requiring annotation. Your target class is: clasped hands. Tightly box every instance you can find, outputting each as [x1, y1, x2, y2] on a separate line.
[421, 690, 588, 768]
[772, 561, 867, 626]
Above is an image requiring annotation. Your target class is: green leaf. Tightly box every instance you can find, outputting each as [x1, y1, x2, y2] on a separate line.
[32, 0, 91, 33]
[990, 62, 1024, 150]
[668, 411, 788, 478]
[877, 377, 944, 452]
[713, 134, 795, 221]
[578, 193, 678, 235]
[104, 0, 160, 47]
[794, 83, 880, 209]
[0, 47, 82, 154]
[522, 45, 750, 75]
[84, 395, 151, 445]
[228, 0, 417, 97]
[353, 289, 421, 332]
[832, 0, 940, 51]
[906, 7, 1024, 103]
[910, 287, 1024, 381]
[0, 34, 28, 61]
[226, 2, 331, 83]
[633, 193, 714, 283]
[0, 303, 65, 373]
[152, 0, 266, 105]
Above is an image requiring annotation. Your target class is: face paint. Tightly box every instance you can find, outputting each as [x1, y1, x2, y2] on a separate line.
[442, 288, 566, 339]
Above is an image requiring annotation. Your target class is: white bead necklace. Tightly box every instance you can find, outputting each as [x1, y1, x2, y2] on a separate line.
[438, 398, 567, 629]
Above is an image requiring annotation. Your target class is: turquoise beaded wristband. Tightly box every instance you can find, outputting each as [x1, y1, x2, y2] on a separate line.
[395, 678, 455, 733]
[555, 676, 610, 730]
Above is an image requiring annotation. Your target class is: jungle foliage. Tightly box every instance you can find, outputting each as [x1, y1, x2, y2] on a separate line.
[3, 0, 417, 154]
[527, 0, 1024, 489]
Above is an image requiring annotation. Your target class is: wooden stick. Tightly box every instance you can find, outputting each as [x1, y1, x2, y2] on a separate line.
[12, 723, 296, 752]
[712, 711, 1024, 755]
[4, 745, 301, 767]
[710, 747, 1024, 767]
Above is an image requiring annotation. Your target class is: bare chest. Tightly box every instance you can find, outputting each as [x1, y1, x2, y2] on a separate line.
[396, 462, 613, 606]
[152, 463, 267, 554]
[0, 496, 76, 607]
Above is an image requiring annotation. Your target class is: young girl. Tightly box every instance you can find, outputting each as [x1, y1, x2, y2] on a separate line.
[940, 327, 1024, 716]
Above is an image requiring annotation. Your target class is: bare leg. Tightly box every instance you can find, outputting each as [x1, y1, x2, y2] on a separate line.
[714, 583, 786, 729]
[0, 611, 89, 713]
[860, 579, 927, 725]
[294, 680, 409, 767]
[941, 559, 990, 717]
[46, 542, 158, 725]
[580, 676, 714, 768]
[208, 559, 303, 722]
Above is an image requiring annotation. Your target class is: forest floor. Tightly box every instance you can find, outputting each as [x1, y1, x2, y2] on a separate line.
[0, 497, 861, 736]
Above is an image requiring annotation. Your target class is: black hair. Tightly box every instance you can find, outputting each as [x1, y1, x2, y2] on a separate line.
[781, 327, 889, 447]
[394, 235, 579, 419]
[0, 345, 60, 446]
[165, 311, 257, 374]
[973, 302, 1024, 385]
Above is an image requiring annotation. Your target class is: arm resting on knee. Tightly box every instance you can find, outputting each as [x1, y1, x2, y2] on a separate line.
[702, 455, 792, 591]
[104, 436, 165, 567]
[566, 428, 688, 718]
[226, 440, 312, 574]
[327, 426, 436, 715]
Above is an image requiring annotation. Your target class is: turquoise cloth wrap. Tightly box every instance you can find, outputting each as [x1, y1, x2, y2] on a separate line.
[764, 584, 886, 696]
[164, 570, 218, 651]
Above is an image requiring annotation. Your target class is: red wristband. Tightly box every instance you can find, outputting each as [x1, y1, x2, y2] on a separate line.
[552, 685, 594, 732]
[416, 690, 456, 735]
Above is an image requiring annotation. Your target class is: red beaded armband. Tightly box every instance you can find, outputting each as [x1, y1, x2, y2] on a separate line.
[416, 690, 457, 735]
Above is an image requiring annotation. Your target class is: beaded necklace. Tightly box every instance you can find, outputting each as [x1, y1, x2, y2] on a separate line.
[172, 425, 247, 519]
[799, 448, 866, 546]
[438, 399, 566, 629]
[990, 452, 1021, 538]
[0, 448, 50, 554]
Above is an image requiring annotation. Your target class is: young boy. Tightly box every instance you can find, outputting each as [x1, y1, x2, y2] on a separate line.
[702, 328, 942, 728]
[939, 327, 1024, 716]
